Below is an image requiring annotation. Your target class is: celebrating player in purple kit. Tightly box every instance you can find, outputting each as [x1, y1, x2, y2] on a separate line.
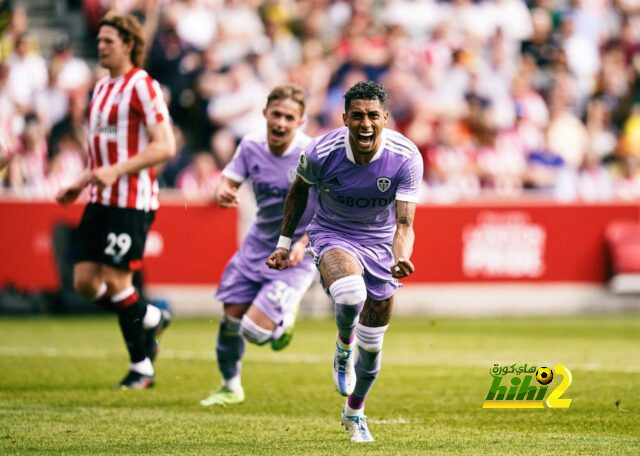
[266, 81, 423, 442]
[200, 85, 317, 407]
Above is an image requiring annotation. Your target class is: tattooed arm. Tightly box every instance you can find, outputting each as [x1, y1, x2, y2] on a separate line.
[391, 200, 417, 278]
[265, 176, 312, 270]
[280, 176, 312, 238]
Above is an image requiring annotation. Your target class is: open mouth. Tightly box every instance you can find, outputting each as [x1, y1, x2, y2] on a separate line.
[356, 132, 374, 148]
[271, 129, 286, 139]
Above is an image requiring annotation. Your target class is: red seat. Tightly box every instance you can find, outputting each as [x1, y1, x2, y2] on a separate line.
[605, 220, 640, 274]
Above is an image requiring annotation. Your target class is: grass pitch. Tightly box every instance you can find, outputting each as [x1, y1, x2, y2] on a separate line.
[1, 314, 639, 455]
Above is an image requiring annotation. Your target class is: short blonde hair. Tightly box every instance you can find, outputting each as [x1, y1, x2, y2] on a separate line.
[266, 84, 306, 115]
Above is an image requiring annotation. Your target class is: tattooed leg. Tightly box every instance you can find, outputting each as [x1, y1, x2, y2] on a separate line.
[319, 248, 362, 288]
[320, 249, 365, 347]
[359, 295, 394, 328]
[320, 249, 366, 396]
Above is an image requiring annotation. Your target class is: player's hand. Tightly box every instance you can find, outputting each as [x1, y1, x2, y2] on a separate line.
[215, 187, 239, 208]
[55, 171, 91, 206]
[92, 165, 120, 188]
[391, 257, 414, 278]
[265, 248, 291, 271]
[288, 240, 307, 267]
[56, 185, 83, 206]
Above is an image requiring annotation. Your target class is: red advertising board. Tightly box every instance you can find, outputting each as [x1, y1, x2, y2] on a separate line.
[1, 198, 638, 289]
[0, 199, 237, 290]
[408, 202, 640, 283]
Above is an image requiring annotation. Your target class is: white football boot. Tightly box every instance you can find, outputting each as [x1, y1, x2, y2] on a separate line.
[341, 409, 374, 443]
[333, 338, 356, 396]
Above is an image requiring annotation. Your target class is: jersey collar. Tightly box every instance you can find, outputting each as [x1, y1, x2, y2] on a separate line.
[281, 130, 303, 156]
[109, 66, 138, 83]
[264, 130, 302, 157]
[344, 128, 386, 165]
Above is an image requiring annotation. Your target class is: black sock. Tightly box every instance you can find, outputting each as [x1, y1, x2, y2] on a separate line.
[95, 295, 116, 312]
[114, 290, 148, 364]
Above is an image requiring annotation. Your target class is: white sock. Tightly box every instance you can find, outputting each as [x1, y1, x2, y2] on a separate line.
[271, 322, 285, 340]
[143, 304, 162, 330]
[130, 358, 154, 376]
[93, 283, 107, 300]
[223, 375, 242, 393]
[345, 401, 364, 417]
[281, 310, 296, 329]
[111, 286, 136, 303]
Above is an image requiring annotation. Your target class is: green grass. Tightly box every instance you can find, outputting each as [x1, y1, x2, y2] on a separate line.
[1, 315, 639, 455]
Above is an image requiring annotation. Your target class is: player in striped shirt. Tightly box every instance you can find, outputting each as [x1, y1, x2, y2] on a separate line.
[267, 81, 423, 442]
[56, 12, 176, 390]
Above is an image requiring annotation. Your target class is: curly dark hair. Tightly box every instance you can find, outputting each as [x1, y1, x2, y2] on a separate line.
[343, 80, 388, 112]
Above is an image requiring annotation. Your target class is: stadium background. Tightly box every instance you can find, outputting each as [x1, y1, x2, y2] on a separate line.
[1, 2, 639, 455]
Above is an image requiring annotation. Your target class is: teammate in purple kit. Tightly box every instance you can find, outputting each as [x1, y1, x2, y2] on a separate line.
[266, 81, 423, 442]
[200, 84, 317, 407]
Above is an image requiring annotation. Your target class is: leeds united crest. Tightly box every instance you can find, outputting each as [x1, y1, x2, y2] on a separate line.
[377, 177, 391, 192]
[298, 151, 307, 169]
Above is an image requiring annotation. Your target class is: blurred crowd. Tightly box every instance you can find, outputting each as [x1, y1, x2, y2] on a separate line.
[1, 0, 640, 202]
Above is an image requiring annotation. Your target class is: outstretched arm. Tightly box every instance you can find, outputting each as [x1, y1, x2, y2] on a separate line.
[55, 168, 93, 206]
[214, 176, 241, 208]
[281, 176, 311, 238]
[391, 200, 417, 278]
[265, 176, 312, 270]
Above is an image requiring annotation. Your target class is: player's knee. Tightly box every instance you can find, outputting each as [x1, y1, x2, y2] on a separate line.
[240, 314, 272, 345]
[355, 323, 388, 352]
[329, 275, 367, 305]
[73, 276, 100, 300]
[103, 278, 130, 298]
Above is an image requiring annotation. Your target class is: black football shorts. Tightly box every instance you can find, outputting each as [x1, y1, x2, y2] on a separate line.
[72, 203, 156, 271]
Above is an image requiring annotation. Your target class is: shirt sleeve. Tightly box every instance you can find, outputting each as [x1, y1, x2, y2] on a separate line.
[134, 77, 169, 126]
[221, 141, 248, 183]
[296, 141, 321, 185]
[395, 151, 424, 203]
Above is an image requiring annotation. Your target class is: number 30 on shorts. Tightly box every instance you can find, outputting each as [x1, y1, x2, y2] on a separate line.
[266, 281, 297, 311]
[104, 232, 132, 258]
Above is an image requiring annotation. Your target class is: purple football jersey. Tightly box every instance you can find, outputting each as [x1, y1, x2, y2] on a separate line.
[297, 127, 423, 245]
[223, 130, 315, 269]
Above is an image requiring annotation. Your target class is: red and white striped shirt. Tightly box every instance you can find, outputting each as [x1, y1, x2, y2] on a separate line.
[87, 67, 169, 211]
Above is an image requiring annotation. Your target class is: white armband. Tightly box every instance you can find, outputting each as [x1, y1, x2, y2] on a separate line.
[276, 236, 292, 250]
